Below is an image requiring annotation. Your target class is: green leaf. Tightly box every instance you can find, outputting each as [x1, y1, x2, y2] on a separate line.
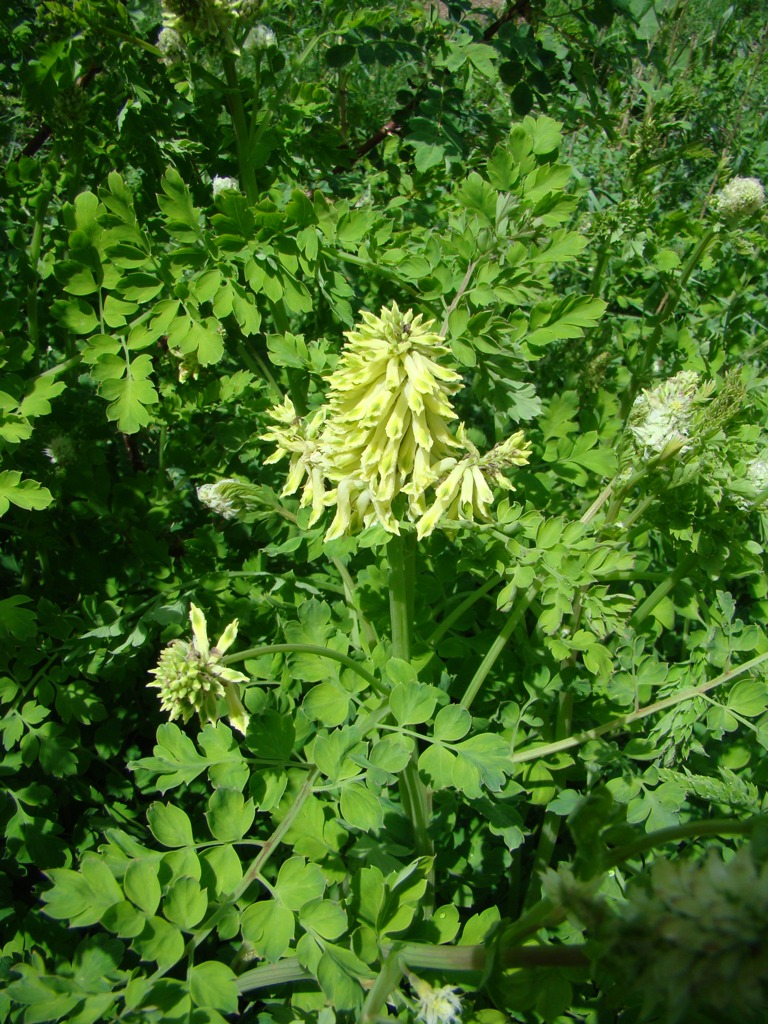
[275, 857, 326, 910]
[132, 915, 185, 967]
[241, 900, 294, 962]
[52, 297, 99, 334]
[727, 679, 768, 717]
[158, 167, 203, 241]
[43, 855, 123, 927]
[433, 704, 472, 742]
[147, 803, 195, 847]
[188, 962, 238, 1013]
[303, 681, 351, 726]
[530, 115, 563, 154]
[101, 372, 158, 433]
[452, 734, 511, 797]
[124, 859, 161, 915]
[390, 681, 440, 725]
[419, 743, 456, 789]
[201, 845, 243, 895]
[368, 735, 412, 775]
[0, 595, 38, 638]
[129, 723, 210, 792]
[164, 876, 208, 929]
[206, 788, 255, 842]
[299, 898, 348, 941]
[466, 43, 498, 78]
[340, 782, 384, 832]
[316, 944, 370, 1012]
[101, 900, 147, 938]
[456, 173, 497, 223]
[0, 471, 53, 514]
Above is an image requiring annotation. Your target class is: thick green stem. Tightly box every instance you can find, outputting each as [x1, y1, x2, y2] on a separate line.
[606, 816, 758, 867]
[222, 54, 259, 204]
[388, 533, 434, 868]
[235, 940, 588, 996]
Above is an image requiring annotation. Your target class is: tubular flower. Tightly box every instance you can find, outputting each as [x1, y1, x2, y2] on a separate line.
[262, 397, 328, 526]
[149, 605, 249, 733]
[416, 426, 531, 539]
[321, 303, 464, 523]
[261, 303, 530, 541]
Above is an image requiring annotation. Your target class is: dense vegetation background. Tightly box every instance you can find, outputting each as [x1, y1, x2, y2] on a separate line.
[1, 0, 768, 1021]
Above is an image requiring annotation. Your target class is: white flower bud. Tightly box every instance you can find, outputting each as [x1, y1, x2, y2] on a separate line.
[212, 175, 239, 197]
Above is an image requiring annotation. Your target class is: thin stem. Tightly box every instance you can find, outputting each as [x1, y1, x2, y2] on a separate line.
[524, 691, 574, 908]
[510, 650, 768, 764]
[629, 552, 697, 628]
[460, 583, 539, 709]
[427, 575, 499, 647]
[224, 643, 384, 696]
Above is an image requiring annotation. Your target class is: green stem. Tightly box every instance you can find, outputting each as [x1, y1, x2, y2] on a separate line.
[628, 552, 697, 629]
[146, 767, 319, 990]
[606, 816, 758, 867]
[388, 533, 434, 868]
[460, 583, 539, 709]
[224, 643, 384, 696]
[427, 575, 499, 647]
[235, 941, 588, 996]
[27, 189, 51, 370]
[222, 54, 258, 204]
[510, 650, 768, 764]
[524, 691, 573, 908]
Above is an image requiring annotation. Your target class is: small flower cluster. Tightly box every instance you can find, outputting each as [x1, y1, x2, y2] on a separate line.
[407, 973, 462, 1024]
[713, 176, 765, 221]
[149, 604, 249, 733]
[212, 175, 239, 197]
[628, 371, 714, 461]
[261, 303, 531, 541]
[158, 0, 268, 53]
[595, 848, 768, 1022]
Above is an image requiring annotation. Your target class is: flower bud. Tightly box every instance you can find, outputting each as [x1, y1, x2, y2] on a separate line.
[713, 176, 765, 221]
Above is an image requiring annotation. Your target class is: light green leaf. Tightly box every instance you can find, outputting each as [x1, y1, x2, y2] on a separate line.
[0, 471, 53, 515]
[340, 783, 384, 832]
[299, 898, 348, 941]
[241, 900, 294, 962]
[164, 876, 208, 929]
[188, 962, 238, 1013]
[302, 681, 351, 726]
[275, 857, 326, 910]
[390, 681, 439, 725]
[147, 803, 195, 848]
[124, 859, 161, 915]
[101, 373, 158, 433]
[206, 788, 255, 842]
[433, 704, 472, 742]
[132, 915, 185, 967]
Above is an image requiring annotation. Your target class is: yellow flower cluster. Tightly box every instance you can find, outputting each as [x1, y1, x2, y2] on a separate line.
[264, 303, 531, 541]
